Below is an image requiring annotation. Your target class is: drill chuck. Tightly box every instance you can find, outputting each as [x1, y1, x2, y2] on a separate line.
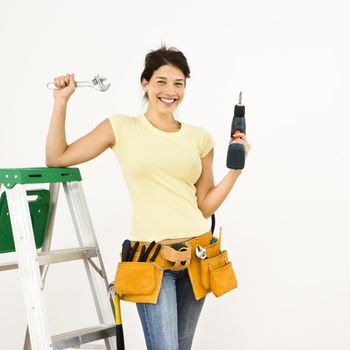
[234, 104, 245, 118]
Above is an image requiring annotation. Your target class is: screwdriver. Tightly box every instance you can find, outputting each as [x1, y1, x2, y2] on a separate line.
[121, 240, 131, 262]
[226, 91, 246, 169]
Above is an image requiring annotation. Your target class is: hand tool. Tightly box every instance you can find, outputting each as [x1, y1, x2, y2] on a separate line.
[121, 240, 131, 262]
[150, 244, 161, 262]
[211, 213, 216, 234]
[46, 74, 111, 92]
[118, 240, 128, 348]
[227, 91, 246, 169]
[115, 293, 125, 350]
[136, 241, 156, 262]
[128, 241, 139, 262]
[137, 245, 146, 262]
[106, 284, 124, 349]
[142, 241, 156, 262]
[195, 245, 207, 260]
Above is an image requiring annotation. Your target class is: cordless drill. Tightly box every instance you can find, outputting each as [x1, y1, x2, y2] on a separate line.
[226, 92, 246, 169]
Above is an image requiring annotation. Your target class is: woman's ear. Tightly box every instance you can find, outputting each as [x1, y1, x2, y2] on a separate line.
[141, 78, 149, 100]
[141, 78, 148, 91]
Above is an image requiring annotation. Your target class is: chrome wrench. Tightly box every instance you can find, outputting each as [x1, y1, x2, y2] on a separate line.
[46, 74, 110, 92]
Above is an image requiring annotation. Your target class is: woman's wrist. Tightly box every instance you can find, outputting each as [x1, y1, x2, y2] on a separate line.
[54, 96, 69, 106]
[229, 168, 243, 176]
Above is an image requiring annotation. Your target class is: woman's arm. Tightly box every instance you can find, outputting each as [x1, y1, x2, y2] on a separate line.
[195, 132, 250, 218]
[45, 73, 115, 167]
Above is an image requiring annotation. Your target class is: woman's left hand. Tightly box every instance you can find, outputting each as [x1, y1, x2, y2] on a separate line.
[229, 133, 251, 159]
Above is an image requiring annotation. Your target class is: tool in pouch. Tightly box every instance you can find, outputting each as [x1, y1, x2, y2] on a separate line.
[106, 283, 125, 350]
[120, 240, 162, 262]
[46, 74, 111, 92]
[121, 239, 190, 271]
[195, 244, 207, 260]
[195, 226, 222, 260]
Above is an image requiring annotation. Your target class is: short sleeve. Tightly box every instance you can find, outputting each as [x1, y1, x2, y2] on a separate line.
[199, 127, 216, 158]
[108, 114, 127, 149]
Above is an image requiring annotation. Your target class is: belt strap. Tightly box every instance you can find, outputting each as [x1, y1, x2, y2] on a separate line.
[125, 231, 213, 270]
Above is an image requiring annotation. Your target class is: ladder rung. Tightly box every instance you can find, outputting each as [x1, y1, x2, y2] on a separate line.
[38, 247, 98, 265]
[52, 324, 115, 350]
[0, 261, 18, 272]
[0, 247, 97, 271]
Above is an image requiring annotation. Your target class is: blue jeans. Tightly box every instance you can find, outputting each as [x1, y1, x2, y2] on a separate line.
[136, 269, 206, 350]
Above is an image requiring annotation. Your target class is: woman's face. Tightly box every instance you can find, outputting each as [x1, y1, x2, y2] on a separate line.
[142, 64, 186, 114]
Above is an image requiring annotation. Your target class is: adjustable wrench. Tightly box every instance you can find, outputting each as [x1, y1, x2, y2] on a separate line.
[46, 74, 110, 92]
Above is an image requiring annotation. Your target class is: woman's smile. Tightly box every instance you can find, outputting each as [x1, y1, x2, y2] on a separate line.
[158, 97, 177, 106]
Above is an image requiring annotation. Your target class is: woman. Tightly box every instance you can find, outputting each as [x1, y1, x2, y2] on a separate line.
[46, 45, 251, 350]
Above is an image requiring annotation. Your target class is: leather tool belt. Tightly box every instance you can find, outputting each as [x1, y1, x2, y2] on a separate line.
[114, 230, 237, 304]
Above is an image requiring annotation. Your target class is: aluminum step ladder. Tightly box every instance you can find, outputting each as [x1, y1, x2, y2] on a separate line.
[0, 167, 116, 350]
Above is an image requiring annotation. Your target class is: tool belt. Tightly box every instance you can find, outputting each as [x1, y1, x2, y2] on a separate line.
[114, 230, 237, 304]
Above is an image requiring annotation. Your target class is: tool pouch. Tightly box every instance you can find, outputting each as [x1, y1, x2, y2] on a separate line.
[114, 261, 164, 304]
[161, 243, 191, 271]
[187, 231, 238, 299]
[199, 250, 237, 297]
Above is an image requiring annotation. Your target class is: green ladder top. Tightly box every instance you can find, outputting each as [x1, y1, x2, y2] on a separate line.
[0, 167, 82, 189]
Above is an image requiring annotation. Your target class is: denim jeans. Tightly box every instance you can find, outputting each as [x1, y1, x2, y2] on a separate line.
[136, 269, 206, 350]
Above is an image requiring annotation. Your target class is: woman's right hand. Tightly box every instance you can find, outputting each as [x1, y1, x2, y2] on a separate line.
[53, 73, 76, 102]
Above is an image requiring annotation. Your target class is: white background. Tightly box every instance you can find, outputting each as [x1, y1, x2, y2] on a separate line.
[1, 0, 349, 349]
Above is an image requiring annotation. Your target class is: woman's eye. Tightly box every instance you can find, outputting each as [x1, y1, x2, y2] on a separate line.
[175, 83, 184, 87]
[157, 81, 165, 85]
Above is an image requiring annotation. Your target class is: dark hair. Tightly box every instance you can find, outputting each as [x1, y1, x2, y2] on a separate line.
[140, 44, 190, 99]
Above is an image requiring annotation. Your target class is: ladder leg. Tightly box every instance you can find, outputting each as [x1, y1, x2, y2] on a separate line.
[64, 181, 116, 350]
[24, 328, 31, 350]
[40, 183, 61, 283]
[7, 185, 53, 350]
[23, 183, 61, 350]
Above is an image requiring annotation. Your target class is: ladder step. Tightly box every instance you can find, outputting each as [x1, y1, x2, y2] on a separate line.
[39, 247, 98, 265]
[52, 324, 115, 350]
[0, 247, 97, 271]
[0, 261, 18, 272]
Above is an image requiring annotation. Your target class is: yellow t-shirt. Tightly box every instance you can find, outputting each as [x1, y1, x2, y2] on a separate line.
[108, 113, 216, 242]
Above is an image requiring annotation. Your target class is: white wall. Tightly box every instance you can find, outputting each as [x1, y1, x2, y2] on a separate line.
[1, 0, 349, 349]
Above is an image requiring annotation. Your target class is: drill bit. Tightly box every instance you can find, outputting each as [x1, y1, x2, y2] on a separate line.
[239, 91, 242, 105]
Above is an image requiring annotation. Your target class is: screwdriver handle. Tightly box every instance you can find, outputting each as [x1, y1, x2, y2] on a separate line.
[121, 240, 131, 262]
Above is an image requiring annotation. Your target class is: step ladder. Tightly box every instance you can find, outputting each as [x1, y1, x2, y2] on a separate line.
[0, 167, 116, 350]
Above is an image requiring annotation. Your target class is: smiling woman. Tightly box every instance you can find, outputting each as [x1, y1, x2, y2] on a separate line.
[139, 45, 190, 132]
[141, 64, 185, 131]
[45, 44, 248, 350]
